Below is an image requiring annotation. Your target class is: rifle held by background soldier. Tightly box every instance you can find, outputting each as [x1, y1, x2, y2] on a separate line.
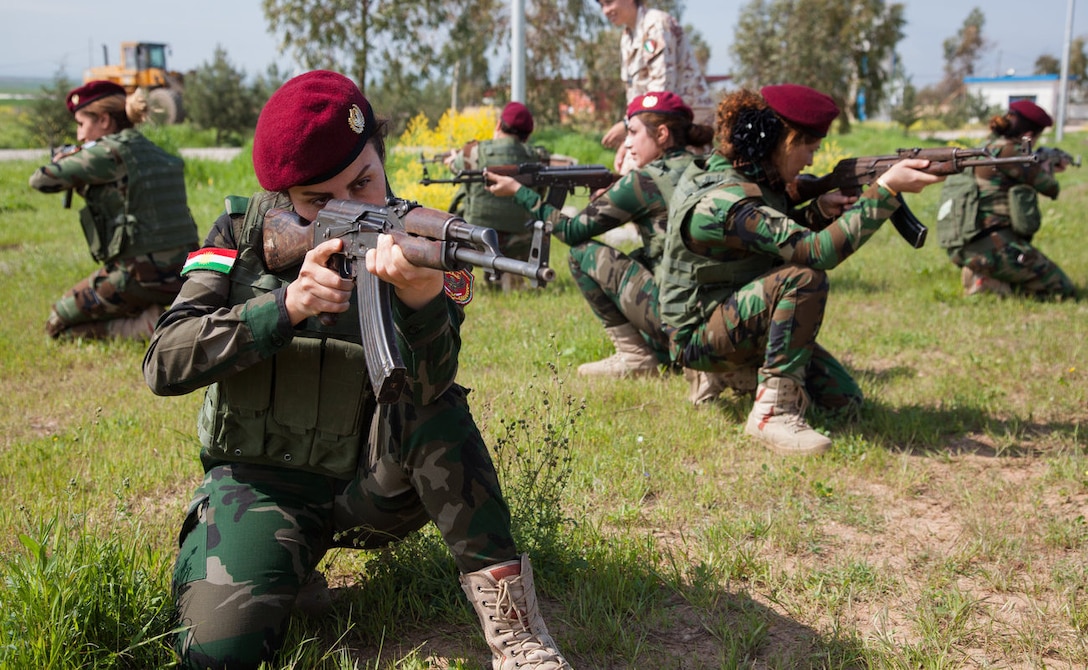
[421, 161, 616, 211]
[49, 143, 79, 209]
[1036, 146, 1081, 169]
[263, 197, 556, 403]
[789, 145, 1040, 249]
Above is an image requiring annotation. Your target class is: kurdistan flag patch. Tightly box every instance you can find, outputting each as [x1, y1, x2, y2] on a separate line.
[182, 248, 238, 276]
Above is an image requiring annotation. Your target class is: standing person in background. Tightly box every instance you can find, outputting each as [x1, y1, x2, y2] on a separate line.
[28, 80, 198, 340]
[488, 91, 718, 381]
[446, 101, 549, 290]
[936, 99, 1077, 299]
[596, 0, 715, 175]
[143, 71, 571, 670]
[657, 84, 944, 456]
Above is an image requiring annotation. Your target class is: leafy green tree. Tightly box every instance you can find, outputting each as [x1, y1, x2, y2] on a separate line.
[890, 78, 921, 134]
[933, 6, 988, 104]
[20, 69, 76, 149]
[730, 0, 906, 131]
[185, 46, 260, 146]
[1035, 36, 1088, 101]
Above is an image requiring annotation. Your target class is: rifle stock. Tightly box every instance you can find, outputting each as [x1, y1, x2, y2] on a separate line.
[263, 198, 558, 402]
[790, 146, 1040, 248]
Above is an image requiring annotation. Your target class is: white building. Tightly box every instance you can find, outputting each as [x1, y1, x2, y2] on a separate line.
[964, 74, 1080, 120]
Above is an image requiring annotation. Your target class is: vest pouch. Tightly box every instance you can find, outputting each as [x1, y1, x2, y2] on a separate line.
[935, 170, 981, 250]
[1007, 184, 1042, 238]
[78, 207, 107, 262]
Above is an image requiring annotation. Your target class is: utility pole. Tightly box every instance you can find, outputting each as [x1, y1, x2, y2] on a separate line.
[1057, 0, 1075, 141]
[511, 0, 526, 103]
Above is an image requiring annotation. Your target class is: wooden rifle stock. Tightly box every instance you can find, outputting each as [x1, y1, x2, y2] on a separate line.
[790, 147, 1040, 248]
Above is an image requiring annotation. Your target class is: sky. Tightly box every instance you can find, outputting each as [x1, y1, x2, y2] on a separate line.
[2, 0, 1085, 91]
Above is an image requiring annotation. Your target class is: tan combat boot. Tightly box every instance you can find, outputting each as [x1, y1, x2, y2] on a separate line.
[577, 323, 658, 377]
[684, 367, 758, 405]
[460, 554, 571, 670]
[744, 376, 831, 456]
[961, 266, 1011, 297]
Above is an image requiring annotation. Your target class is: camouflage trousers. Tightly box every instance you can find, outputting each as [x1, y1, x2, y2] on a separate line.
[670, 264, 862, 411]
[568, 240, 670, 363]
[48, 245, 190, 338]
[951, 228, 1076, 299]
[173, 384, 515, 670]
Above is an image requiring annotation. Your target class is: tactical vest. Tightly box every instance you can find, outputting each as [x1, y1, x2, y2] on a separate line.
[196, 191, 375, 480]
[636, 150, 696, 268]
[80, 128, 197, 263]
[461, 138, 543, 233]
[658, 162, 780, 333]
[935, 168, 983, 251]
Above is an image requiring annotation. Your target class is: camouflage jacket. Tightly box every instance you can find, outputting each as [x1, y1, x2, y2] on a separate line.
[144, 199, 464, 408]
[513, 147, 695, 270]
[28, 128, 197, 262]
[620, 7, 715, 120]
[975, 135, 1061, 229]
[658, 154, 900, 335]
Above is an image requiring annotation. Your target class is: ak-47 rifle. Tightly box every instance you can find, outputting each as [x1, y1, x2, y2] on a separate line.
[49, 143, 79, 209]
[420, 161, 616, 211]
[1037, 146, 1081, 168]
[790, 145, 1039, 248]
[263, 197, 556, 403]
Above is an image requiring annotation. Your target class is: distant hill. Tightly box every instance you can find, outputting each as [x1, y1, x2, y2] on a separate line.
[0, 76, 51, 94]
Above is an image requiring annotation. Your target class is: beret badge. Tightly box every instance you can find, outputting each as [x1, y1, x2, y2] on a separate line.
[348, 104, 366, 134]
[70, 94, 80, 106]
[641, 94, 658, 109]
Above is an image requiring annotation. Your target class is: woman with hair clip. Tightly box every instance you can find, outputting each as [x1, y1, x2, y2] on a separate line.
[487, 91, 714, 380]
[657, 84, 943, 456]
[937, 99, 1076, 299]
[28, 80, 198, 339]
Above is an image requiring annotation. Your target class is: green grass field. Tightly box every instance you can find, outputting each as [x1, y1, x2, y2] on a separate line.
[1, 125, 1086, 669]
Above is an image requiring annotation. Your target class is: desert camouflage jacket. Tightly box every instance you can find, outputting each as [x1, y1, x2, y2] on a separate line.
[620, 7, 714, 118]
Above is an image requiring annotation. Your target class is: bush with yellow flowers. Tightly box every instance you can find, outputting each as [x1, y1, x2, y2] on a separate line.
[389, 107, 501, 209]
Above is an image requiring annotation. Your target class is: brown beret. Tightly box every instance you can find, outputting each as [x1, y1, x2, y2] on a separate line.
[253, 70, 378, 192]
[500, 102, 534, 135]
[1009, 100, 1053, 129]
[66, 80, 126, 114]
[627, 91, 693, 122]
[760, 84, 840, 138]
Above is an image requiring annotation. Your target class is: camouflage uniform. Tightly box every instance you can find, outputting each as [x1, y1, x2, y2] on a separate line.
[28, 128, 198, 338]
[451, 137, 547, 265]
[514, 147, 696, 364]
[620, 7, 715, 126]
[658, 155, 903, 411]
[943, 137, 1075, 299]
[143, 194, 516, 670]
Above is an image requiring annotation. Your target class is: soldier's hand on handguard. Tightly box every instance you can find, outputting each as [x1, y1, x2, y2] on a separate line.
[879, 158, 945, 194]
[285, 238, 354, 326]
[484, 171, 522, 198]
[365, 232, 444, 311]
[601, 120, 626, 149]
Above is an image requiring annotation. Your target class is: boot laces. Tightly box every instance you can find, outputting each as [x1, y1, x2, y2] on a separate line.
[484, 578, 551, 656]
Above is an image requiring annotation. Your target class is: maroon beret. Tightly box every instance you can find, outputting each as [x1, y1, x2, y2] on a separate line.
[760, 84, 840, 138]
[500, 102, 534, 135]
[66, 80, 126, 114]
[1009, 99, 1053, 129]
[253, 70, 378, 192]
[627, 91, 694, 122]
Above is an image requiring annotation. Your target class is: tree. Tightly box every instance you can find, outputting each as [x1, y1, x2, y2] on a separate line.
[185, 46, 260, 146]
[890, 78, 921, 134]
[20, 69, 76, 149]
[934, 7, 988, 103]
[730, 0, 906, 131]
[1036, 36, 1088, 102]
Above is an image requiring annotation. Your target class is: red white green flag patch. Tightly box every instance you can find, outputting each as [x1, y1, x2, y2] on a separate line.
[182, 248, 238, 276]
